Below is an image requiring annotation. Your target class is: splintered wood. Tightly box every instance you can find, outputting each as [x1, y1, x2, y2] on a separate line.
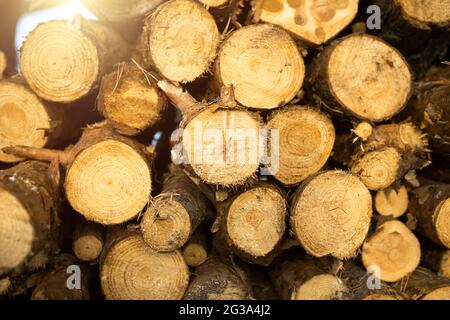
[0, 0, 449, 301]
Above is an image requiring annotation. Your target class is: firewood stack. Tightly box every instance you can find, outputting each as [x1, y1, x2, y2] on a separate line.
[0, 0, 449, 300]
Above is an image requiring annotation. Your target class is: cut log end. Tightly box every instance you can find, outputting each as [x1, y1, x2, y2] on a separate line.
[269, 254, 346, 300]
[100, 234, 189, 300]
[409, 184, 450, 248]
[143, 0, 220, 82]
[0, 51, 6, 78]
[397, 0, 450, 26]
[184, 256, 250, 300]
[73, 221, 104, 262]
[0, 187, 34, 273]
[141, 196, 191, 252]
[290, 170, 372, 259]
[73, 235, 103, 262]
[183, 243, 208, 267]
[374, 185, 409, 218]
[266, 107, 335, 186]
[439, 251, 450, 278]
[362, 220, 421, 282]
[0, 82, 52, 163]
[254, 0, 359, 45]
[351, 147, 402, 191]
[199, 0, 229, 7]
[294, 274, 345, 300]
[320, 34, 412, 122]
[435, 198, 450, 248]
[422, 286, 450, 300]
[98, 63, 167, 135]
[21, 19, 128, 103]
[182, 225, 209, 267]
[407, 77, 450, 155]
[20, 20, 99, 103]
[65, 140, 152, 225]
[352, 122, 373, 141]
[141, 169, 212, 252]
[0, 161, 59, 275]
[226, 185, 286, 257]
[183, 107, 260, 186]
[216, 24, 304, 109]
[363, 293, 401, 300]
[0, 277, 11, 295]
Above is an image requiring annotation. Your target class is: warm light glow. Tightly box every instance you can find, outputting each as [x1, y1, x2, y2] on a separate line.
[15, 0, 97, 59]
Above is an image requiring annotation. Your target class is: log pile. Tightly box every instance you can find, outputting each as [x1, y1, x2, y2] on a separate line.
[0, 0, 449, 300]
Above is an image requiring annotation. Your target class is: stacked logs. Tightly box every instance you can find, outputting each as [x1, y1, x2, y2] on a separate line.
[0, 0, 449, 301]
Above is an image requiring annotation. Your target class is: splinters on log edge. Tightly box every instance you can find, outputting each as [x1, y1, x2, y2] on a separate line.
[158, 80, 262, 187]
[2, 125, 153, 225]
[0, 161, 60, 276]
[140, 168, 213, 252]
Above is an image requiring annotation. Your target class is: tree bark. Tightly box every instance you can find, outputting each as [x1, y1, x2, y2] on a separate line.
[402, 66, 450, 159]
[31, 255, 92, 300]
[268, 252, 346, 300]
[372, 0, 450, 56]
[140, 168, 213, 252]
[0, 161, 60, 276]
[339, 261, 405, 300]
[184, 255, 251, 300]
[72, 218, 104, 262]
[158, 81, 262, 187]
[0, 79, 95, 163]
[182, 224, 210, 267]
[334, 122, 430, 191]
[393, 267, 450, 300]
[408, 183, 450, 248]
[421, 246, 450, 279]
[3, 125, 153, 225]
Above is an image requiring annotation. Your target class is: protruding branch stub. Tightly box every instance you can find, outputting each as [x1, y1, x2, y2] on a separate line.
[218, 84, 237, 109]
[352, 122, 373, 142]
[157, 80, 203, 123]
[2, 145, 70, 165]
[157, 80, 239, 126]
